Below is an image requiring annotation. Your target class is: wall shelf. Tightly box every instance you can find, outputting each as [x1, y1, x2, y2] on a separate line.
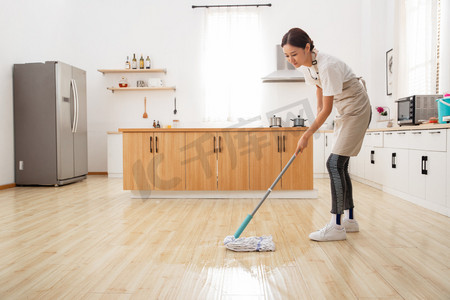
[98, 68, 167, 74]
[107, 86, 176, 93]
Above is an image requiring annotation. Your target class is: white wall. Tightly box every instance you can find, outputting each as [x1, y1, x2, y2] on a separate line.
[0, 0, 393, 184]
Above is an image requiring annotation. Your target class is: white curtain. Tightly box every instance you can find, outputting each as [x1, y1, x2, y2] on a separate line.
[202, 7, 262, 122]
[396, 0, 439, 97]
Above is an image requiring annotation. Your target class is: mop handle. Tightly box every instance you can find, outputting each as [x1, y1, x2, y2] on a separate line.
[233, 151, 299, 238]
[250, 152, 299, 216]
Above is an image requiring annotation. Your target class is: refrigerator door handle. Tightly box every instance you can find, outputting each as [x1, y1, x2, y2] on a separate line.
[70, 79, 77, 133]
[73, 79, 79, 133]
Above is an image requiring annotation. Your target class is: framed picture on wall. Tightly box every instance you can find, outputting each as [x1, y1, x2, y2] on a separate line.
[386, 48, 393, 95]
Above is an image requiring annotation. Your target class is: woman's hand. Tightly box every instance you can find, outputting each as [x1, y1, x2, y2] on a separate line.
[295, 134, 310, 155]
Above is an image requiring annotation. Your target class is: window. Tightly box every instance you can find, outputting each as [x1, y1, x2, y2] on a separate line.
[202, 7, 262, 122]
[399, 0, 440, 95]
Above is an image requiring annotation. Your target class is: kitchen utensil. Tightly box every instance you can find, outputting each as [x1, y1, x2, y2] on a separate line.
[174, 97, 177, 114]
[224, 150, 301, 251]
[291, 115, 307, 127]
[137, 80, 146, 87]
[143, 97, 148, 118]
[269, 115, 282, 127]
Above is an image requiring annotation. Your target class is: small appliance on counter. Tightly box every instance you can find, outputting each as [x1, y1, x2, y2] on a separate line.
[291, 115, 307, 127]
[395, 94, 443, 126]
[269, 115, 282, 128]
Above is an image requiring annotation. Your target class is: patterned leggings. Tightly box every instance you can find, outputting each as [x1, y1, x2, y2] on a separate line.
[326, 154, 354, 214]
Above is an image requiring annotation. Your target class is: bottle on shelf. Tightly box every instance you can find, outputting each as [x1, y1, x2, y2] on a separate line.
[153, 120, 156, 128]
[156, 121, 160, 128]
[125, 56, 130, 69]
[132, 53, 137, 69]
[145, 56, 151, 69]
[139, 54, 144, 69]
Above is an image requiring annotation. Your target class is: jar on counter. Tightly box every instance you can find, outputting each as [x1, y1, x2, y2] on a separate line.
[172, 120, 179, 128]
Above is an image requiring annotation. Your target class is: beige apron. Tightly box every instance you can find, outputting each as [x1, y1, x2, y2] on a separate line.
[312, 55, 371, 156]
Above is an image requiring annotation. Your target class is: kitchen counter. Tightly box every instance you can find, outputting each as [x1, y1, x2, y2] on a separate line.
[118, 127, 308, 133]
[367, 123, 450, 132]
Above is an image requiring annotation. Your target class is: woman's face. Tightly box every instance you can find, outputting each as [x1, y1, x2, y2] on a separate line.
[283, 43, 311, 68]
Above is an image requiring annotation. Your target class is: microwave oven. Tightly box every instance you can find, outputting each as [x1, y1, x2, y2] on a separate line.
[396, 94, 443, 126]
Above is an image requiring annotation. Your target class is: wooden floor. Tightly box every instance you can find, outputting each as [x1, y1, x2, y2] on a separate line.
[0, 176, 449, 299]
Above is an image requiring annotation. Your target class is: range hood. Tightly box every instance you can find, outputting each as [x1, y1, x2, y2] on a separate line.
[262, 45, 305, 83]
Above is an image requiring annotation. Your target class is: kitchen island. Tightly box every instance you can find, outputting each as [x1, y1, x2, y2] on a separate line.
[119, 127, 316, 199]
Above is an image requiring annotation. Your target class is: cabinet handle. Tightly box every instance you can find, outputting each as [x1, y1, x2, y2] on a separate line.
[283, 136, 286, 152]
[397, 132, 406, 135]
[150, 136, 153, 153]
[392, 152, 396, 168]
[374, 133, 380, 135]
[155, 136, 159, 153]
[218, 136, 222, 153]
[325, 135, 328, 147]
[429, 131, 441, 134]
[277, 136, 280, 152]
[421, 156, 428, 175]
[412, 132, 422, 135]
[213, 136, 216, 153]
[385, 132, 393, 135]
[371, 150, 375, 164]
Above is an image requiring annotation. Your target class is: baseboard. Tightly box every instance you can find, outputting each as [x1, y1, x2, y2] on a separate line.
[0, 183, 16, 190]
[130, 189, 318, 199]
[88, 172, 108, 176]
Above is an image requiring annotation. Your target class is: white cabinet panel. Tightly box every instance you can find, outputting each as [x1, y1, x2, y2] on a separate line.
[408, 130, 446, 151]
[425, 151, 447, 207]
[363, 147, 382, 183]
[313, 133, 325, 174]
[408, 150, 447, 208]
[383, 131, 408, 149]
[383, 148, 409, 193]
[364, 132, 383, 148]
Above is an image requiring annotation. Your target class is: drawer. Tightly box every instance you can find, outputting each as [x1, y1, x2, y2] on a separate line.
[407, 130, 447, 151]
[364, 132, 383, 147]
[384, 131, 408, 149]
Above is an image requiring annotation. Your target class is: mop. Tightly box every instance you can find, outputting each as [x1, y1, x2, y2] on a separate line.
[224, 151, 300, 252]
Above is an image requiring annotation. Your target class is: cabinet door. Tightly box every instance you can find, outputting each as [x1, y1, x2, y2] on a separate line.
[424, 151, 446, 207]
[313, 133, 325, 174]
[218, 132, 249, 190]
[324, 133, 333, 158]
[281, 131, 313, 190]
[123, 132, 154, 190]
[153, 132, 186, 191]
[249, 131, 282, 190]
[364, 147, 382, 184]
[383, 148, 409, 193]
[408, 150, 427, 200]
[185, 132, 217, 190]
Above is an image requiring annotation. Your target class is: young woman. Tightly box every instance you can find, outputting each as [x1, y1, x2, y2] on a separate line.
[282, 28, 371, 242]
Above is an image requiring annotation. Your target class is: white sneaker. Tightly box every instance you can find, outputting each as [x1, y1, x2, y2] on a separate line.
[309, 223, 346, 242]
[343, 218, 359, 232]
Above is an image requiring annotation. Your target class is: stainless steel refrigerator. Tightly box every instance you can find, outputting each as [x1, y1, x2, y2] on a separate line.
[13, 61, 88, 186]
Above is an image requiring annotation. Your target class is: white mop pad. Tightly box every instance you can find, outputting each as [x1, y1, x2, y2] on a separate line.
[223, 235, 275, 252]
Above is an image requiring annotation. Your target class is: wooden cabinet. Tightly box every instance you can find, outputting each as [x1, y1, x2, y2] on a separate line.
[185, 132, 250, 190]
[121, 128, 314, 192]
[218, 132, 249, 190]
[249, 132, 282, 190]
[123, 132, 185, 190]
[249, 130, 313, 190]
[281, 131, 313, 190]
[153, 132, 186, 190]
[123, 132, 154, 190]
[185, 132, 217, 190]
